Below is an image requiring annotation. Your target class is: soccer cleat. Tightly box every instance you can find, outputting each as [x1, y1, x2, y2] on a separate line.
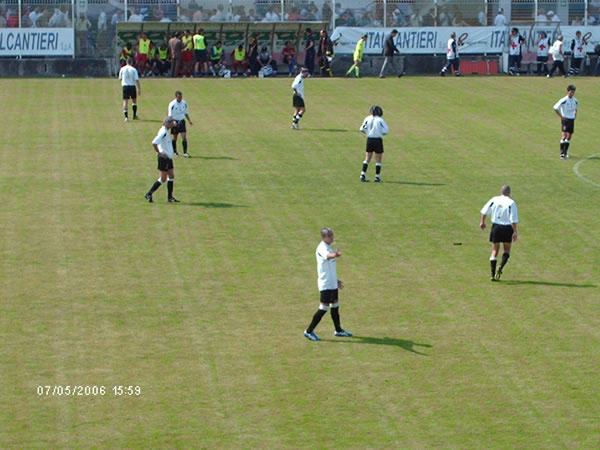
[379, 75, 385, 78]
[564, 153, 569, 159]
[124, 117, 129, 122]
[374, 177, 382, 183]
[304, 330, 321, 341]
[398, 72, 405, 78]
[168, 197, 180, 203]
[440, 71, 445, 77]
[360, 175, 369, 182]
[490, 276, 497, 282]
[334, 330, 353, 337]
[547, 74, 552, 78]
[133, 116, 139, 120]
[494, 269, 503, 281]
[184, 153, 191, 158]
[560, 154, 566, 160]
[144, 193, 153, 203]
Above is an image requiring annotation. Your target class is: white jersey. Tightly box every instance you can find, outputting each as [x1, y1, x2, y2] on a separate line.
[553, 95, 578, 119]
[360, 115, 389, 138]
[446, 38, 458, 59]
[508, 34, 524, 56]
[571, 38, 585, 58]
[480, 195, 519, 226]
[291, 74, 306, 99]
[152, 126, 174, 159]
[537, 37, 551, 56]
[316, 241, 338, 291]
[118, 64, 138, 86]
[549, 40, 564, 60]
[168, 99, 188, 121]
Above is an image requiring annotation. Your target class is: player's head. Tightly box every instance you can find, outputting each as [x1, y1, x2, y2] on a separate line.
[370, 105, 383, 117]
[238, 44, 243, 50]
[540, 31, 547, 38]
[391, 29, 398, 36]
[321, 227, 334, 242]
[511, 27, 519, 35]
[567, 85, 576, 97]
[450, 32, 456, 39]
[361, 34, 368, 40]
[175, 90, 183, 101]
[576, 30, 582, 37]
[126, 57, 134, 66]
[501, 185, 511, 196]
[557, 35, 563, 41]
[300, 67, 309, 77]
[163, 116, 177, 127]
[216, 40, 222, 47]
[126, 42, 132, 50]
[306, 27, 312, 34]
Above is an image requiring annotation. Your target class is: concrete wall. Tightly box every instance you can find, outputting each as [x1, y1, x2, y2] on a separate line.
[0, 58, 112, 78]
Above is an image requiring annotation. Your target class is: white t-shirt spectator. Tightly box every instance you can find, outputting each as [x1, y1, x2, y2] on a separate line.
[494, 12, 507, 26]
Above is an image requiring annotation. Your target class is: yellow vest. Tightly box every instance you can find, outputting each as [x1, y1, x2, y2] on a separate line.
[120, 46, 132, 61]
[234, 48, 246, 61]
[193, 34, 206, 50]
[158, 47, 168, 60]
[182, 35, 193, 51]
[138, 38, 150, 55]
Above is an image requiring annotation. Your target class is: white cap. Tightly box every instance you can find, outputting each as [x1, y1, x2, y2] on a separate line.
[547, 10, 554, 15]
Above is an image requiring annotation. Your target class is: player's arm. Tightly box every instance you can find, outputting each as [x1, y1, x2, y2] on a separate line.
[359, 118, 369, 133]
[136, 79, 141, 95]
[380, 118, 389, 135]
[511, 223, 518, 241]
[553, 105, 562, 119]
[326, 249, 341, 259]
[479, 214, 487, 230]
[185, 113, 192, 125]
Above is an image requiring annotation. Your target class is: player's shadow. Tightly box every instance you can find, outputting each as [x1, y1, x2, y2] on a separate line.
[302, 128, 352, 133]
[384, 181, 446, 186]
[179, 202, 247, 208]
[328, 335, 432, 355]
[191, 155, 238, 160]
[501, 280, 596, 288]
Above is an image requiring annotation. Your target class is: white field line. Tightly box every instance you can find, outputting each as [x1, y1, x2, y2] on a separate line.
[573, 153, 600, 188]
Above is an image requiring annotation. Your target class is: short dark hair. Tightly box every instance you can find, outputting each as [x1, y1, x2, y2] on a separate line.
[175, 90, 182, 96]
[567, 84, 576, 91]
[321, 227, 333, 238]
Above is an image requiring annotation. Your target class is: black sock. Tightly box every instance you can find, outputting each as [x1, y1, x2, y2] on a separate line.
[124, 110, 128, 118]
[292, 115, 299, 124]
[148, 180, 162, 195]
[297, 113, 303, 123]
[499, 252, 510, 271]
[376, 163, 382, 175]
[167, 180, 174, 198]
[172, 140, 177, 154]
[307, 309, 327, 333]
[362, 161, 369, 173]
[565, 141, 570, 152]
[330, 307, 342, 332]
[182, 139, 188, 153]
[490, 259, 497, 277]
[132, 104, 137, 117]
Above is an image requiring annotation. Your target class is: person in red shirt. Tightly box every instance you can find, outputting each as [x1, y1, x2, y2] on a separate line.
[282, 41, 297, 77]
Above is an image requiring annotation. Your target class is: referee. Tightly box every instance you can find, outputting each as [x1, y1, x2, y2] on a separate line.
[118, 57, 141, 122]
[168, 91, 193, 158]
[553, 85, 578, 160]
[479, 185, 519, 281]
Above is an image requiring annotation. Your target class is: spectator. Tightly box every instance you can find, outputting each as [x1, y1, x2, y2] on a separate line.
[7, 9, 18, 27]
[29, 7, 41, 27]
[129, 8, 143, 22]
[322, 2, 332, 24]
[494, 8, 507, 26]
[547, 10, 560, 23]
[169, 32, 183, 77]
[210, 4, 226, 21]
[507, 27, 526, 75]
[75, 13, 92, 56]
[282, 40, 297, 76]
[536, 8, 547, 24]
[257, 46, 277, 76]
[97, 10, 107, 31]
[452, 12, 468, 26]
[208, 41, 226, 76]
[536, 31, 551, 76]
[286, 7, 300, 22]
[192, 6, 204, 22]
[571, 16, 583, 26]
[248, 36, 259, 75]
[422, 8, 435, 26]
[181, 30, 194, 78]
[247, 9, 257, 22]
[120, 42, 134, 67]
[111, 10, 124, 28]
[318, 29, 333, 77]
[0, 8, 6, 28]
[304, 28, 316, 75]
[264, 6, 280, 22]
[154, 42, 171, 76]
[232, 44, 248, 76]
[478, 7, 487, 26]
[37, 8, 50, 27]
[136, 32, 152, 75]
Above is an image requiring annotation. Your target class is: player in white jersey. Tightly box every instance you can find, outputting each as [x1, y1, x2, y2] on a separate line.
[118, 57, 141, 122]
[480, 185, 519, 281]
[440, 32, 461, 77]
[291, 67, 309, 129]
[359, 105, 389, 183]
[168, 91, 193, 158]
[553, 85, 578, 159]
[144, 116, 180, 203]
[568, 31, 586, 76]
[304, 228, 352, 341]
[536, 31, 551, 76]
[548, 36, 567, 78]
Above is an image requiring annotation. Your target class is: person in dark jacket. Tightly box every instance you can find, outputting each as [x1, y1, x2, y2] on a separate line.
[379, 29, 404, 78]
[317, 29, 334, 77]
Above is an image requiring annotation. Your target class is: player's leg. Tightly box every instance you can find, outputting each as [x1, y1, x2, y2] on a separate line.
[354, 60, 361, 77]
[374, 152, 383, 182]
[440, 59, 450, 75]
[331, 302, 352, 337]
[379, 56, 389, 78]
[453, 58, 461, 76]
[180, 131, 189, 157]
[146, 168, 168, 202]
[122, 98, 129, 121]
[292, 105, 305, 128]
[496, 241, 513, 279]
[361, 151, 373, 182]
[171, 128, 179, 156]
[489, 242, 500, 280]
[131, 95, 138, 120]
[564, 130, 573, 157]
[167, 167, 178, 202]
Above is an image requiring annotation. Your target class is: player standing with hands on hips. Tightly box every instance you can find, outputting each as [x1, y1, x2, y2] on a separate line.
[360, 106, 389, 183]
[304, 228, 353, 341]
[553, 85, 578, 159]
[144, 116, 180, 203]
[480, 185, 519, 281]
[168, 91, 193, 158]
[291, 67, 310, 130]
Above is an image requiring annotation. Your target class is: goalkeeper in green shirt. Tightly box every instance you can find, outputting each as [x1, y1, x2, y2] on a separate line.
[346, 34, 368, 78]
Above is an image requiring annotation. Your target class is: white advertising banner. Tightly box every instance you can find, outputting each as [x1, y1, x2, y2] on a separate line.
[0, 28, 74, 56]
[331, 26, 600, 55]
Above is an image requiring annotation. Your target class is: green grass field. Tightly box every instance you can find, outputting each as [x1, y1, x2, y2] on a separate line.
[1, 76, 599, 448]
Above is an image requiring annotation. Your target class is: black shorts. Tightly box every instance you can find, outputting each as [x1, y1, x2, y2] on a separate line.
[170, 120, 186, 134]
[561, 118, 575, 134]
[320, 289, 339, 304]
[195, 49, 207, 63]
[122, 85, 137, 100]
[489, 224, 514, 243]
[366, 137, 384, 154]
[157, 155, 174, 171]
[293, 94, 305, 108]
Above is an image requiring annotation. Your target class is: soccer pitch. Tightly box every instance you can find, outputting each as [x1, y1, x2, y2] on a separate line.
[1, 76, 598, 448]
